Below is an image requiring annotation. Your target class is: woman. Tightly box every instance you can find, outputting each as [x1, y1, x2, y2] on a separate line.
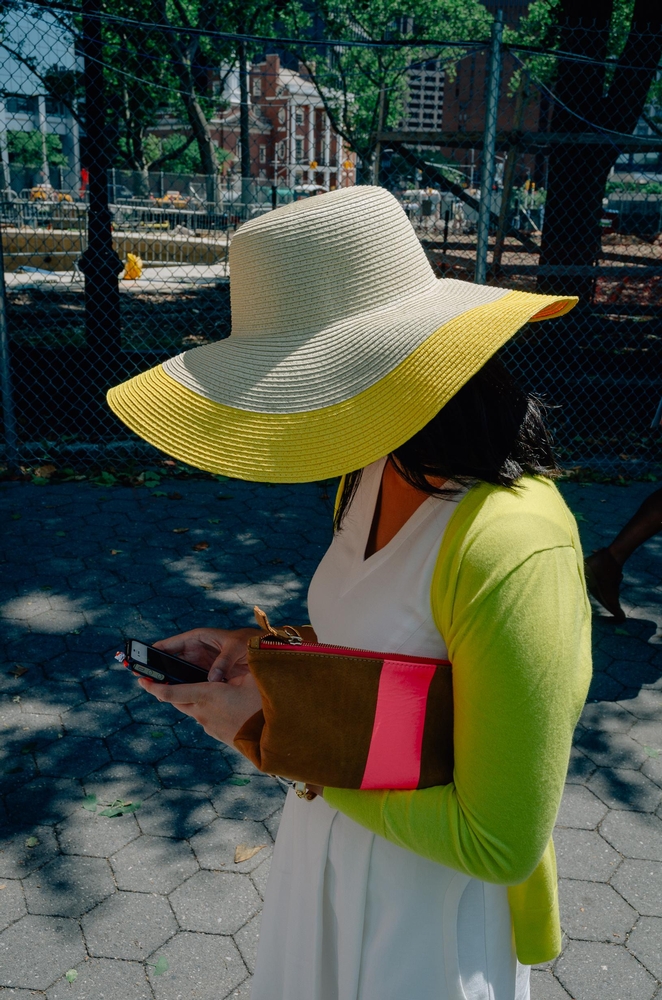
[108, 186, 591, 1000]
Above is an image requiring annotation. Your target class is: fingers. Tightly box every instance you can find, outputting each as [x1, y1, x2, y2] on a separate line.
[207, 636, 251, 683]
[137, 677, 208, 705]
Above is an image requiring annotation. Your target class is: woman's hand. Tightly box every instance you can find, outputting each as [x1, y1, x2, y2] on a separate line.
[153, 626, 262, 682]
[137, 669, 263, 746]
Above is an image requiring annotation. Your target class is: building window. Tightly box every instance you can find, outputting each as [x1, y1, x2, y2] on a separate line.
[278, 107, 286, 124]
[295, 109, 304, 126]
[253, 78, 261, 97]
[278, 141, 286, 159]
[295, 138, 303, 162]
[259, 145, 266, 163]
[6, 94, 38, 114]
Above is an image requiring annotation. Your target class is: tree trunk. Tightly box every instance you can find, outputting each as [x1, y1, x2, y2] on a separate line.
[538, 0, 662, 300]
[238, 41, 252, 215]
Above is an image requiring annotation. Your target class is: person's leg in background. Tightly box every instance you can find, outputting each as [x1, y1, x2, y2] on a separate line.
[585, 487, 662, 621]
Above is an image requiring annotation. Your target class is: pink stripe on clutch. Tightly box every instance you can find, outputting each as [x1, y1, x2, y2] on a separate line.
[360, 659, 437, 789]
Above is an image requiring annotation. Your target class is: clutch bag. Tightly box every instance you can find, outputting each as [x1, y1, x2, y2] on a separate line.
[233, 608, 454, 790]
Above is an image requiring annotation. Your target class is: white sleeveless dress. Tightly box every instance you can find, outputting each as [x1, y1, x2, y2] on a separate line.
[251, 459, 531, 1000]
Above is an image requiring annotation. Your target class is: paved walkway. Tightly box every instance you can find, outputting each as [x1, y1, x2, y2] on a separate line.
[0, 476, 660, 999]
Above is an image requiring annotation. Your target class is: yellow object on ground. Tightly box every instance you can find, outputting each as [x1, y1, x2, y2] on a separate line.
[123, 253, 143, 280]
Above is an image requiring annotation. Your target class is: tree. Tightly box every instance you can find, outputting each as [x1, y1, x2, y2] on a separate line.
[7, 131, 68, 168]
[535, 0, 662, 299]
[288, 0, 492, 183]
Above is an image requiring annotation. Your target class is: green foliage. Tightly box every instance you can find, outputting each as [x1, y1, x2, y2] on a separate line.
[289, 0, 492, 175]
[7, 131, 68, 167]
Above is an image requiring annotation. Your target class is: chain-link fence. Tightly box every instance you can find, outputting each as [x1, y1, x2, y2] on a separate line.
[1, 1, 662, 475]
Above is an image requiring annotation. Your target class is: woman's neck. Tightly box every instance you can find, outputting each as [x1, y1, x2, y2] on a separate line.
[364, 460, 445, 559]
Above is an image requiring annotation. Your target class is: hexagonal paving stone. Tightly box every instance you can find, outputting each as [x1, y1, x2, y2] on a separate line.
[127, 691, 182, 727]
[18, 682, 86, 716]
[82, 891, 178, 960]
[189, 817, 272, 874]
[580, 702, 636, 733]
[619, 689, 662, 721]
[576, 729, 648, 770]
[0, 881, 26, 933]
[553, 828, 622, 882]
[82, 760, 161, 805]
[529, 970, 571, 999]
[107, 723, 178, 764]
[56, 808, 141, 858]
[564, 746, 597, 785]
[170, 870, 261, 935]
[627, 916, 662, 981]
[0, 914, 85, 990]
[83, 668, 141, 704]
[220, 745, 263, 776]
[587, 767, 662, 813]
[211, 776, 285, 822]
[558, 878, 637, 943]
[173, 715, 225, 751]
[22, 855, 114, 918]
[146, 930, 246, 1000]
[612, 860, 662, 916]
[0, 826, 58, 879]
[136, 788, 217, 839]
[234, 912, 261, 975]
[555, 940, 656, 1000]
[641, 754, 662, 791]
[111, 835, 198, 894]
[3, 713, 63, 756]
[61, 701, 131, 738]
[600, 811, 662, 861]
[5, 776, 83, 828]
[556, 785, 608, 830]
[45, 957, 152, 1000]
[35, 737, 110, 779]
[157, 747, 232, 792]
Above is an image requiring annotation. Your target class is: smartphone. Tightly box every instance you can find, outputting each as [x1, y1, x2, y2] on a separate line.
[120, 639, 209, 685]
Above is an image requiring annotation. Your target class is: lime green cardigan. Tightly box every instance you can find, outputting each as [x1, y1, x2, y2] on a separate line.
[324, 475, 592, 965]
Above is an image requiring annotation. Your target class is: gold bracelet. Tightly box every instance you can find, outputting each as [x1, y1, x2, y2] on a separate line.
[294, 781, 316, 801]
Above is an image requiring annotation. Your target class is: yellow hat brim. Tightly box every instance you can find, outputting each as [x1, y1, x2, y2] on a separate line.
[107, 289, 576, 483]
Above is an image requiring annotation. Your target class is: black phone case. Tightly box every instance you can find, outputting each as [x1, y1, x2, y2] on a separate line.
[122, 641, 209, 685]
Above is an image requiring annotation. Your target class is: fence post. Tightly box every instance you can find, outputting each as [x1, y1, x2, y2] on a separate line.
[79, 0, 123, 356]
[475, 10, 503, 285]
[0, 233, 18, 469]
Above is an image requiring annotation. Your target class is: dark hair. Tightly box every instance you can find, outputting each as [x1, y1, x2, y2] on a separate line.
[334, 354, 559, 531]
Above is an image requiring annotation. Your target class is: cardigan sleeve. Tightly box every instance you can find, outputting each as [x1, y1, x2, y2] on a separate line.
[324, 537, 592, 885]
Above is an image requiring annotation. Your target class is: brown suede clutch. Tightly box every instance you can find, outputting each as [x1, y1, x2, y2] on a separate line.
[233, 608, 454, 790]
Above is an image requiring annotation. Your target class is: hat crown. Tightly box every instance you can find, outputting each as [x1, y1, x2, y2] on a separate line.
[229, 186, 437, 337]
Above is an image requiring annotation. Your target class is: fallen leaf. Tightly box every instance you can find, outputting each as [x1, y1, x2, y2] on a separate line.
[55, 531, 66, 537]
[69, 628, 82, 635]
[207, 518, 221, 524]
[168, 492, 182, 500]
[9, 664, 28, 678]
[40, 585, 52, 591]
[163, 460, 176, 467]
[151, 955, 169, 976]
[12, 695, 21, 703]
[11, 513, 21, 520]
[21, 742, 38, 755]
[214, 474, 230, 482]
[234, 843, 267, 863]
[614, 628, 629, 636]
[151, 731, 165, 739]
[34, 464, 57, 479]
[644, 745, 660, 758]
[200, 583, 213, 589]
[570, 510, 587, 522]
[110, 549, 122, 555]
[172, 527, 189, 534]
[151, 491, 168, 497]
[82, 794, 98, 812]
[227, 777, 250, 786]
[192, 541, 209, 551]
[0, 884, 6, 889]
[98, 798, 141, 817]
[25, 836, 39, 848]
[65, 969, 78, 983]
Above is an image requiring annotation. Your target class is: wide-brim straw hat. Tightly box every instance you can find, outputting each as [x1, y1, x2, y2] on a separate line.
[107, 186, 576, 483]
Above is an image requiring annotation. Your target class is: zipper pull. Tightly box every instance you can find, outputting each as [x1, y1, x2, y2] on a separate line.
[253, 606, 303, 644]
